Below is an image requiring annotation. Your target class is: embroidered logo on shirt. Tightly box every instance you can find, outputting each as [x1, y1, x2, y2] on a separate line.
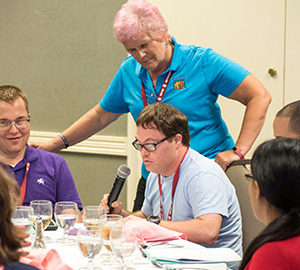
[37, 178, 45, 185]
[173, 78, 185, 90]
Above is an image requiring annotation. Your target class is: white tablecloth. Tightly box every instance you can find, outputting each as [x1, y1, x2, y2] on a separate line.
[38, 229, 228, 270]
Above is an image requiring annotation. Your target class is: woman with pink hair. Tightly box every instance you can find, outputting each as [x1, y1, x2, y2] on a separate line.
[34, 0, 271, 212]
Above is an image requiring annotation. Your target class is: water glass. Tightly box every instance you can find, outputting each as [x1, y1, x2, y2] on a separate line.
[12, 206, 34, 233]
[82, 205, 106, 230]
[78, 226, 103, 270]
[54, 201, 78, 243]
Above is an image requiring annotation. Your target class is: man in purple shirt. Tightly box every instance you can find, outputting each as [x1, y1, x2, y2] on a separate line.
[0, 85, 82, 214]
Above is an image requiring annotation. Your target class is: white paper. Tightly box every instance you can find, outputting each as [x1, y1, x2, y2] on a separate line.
[146, 240, 241, 263]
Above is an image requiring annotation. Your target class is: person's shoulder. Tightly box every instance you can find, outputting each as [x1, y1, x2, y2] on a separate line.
[4, 261, 39, 270]
[119, 55, 137, 69]
[28, 146, 65, 162]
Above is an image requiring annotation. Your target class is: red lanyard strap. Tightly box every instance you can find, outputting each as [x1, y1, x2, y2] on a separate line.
[20, 162, 30, 206]
[141, 70, 173, 107]
[158, 148, 189, 220]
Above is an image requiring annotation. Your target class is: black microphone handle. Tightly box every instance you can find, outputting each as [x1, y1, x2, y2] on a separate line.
[108, 176, 126, 214]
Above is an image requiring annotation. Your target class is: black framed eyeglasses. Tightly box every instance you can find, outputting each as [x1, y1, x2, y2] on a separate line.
[132, 137, 168, 152]
[245, 173, 255, 182]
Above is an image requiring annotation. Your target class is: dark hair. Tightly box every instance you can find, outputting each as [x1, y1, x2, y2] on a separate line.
[240, 138, 300, 269]
[136, 103, 190, 147]
[276, 100, 300, 136]
[0, 167, 23, 264]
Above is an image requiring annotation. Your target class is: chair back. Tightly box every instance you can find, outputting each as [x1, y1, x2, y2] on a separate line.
[226, 159, 265, 252]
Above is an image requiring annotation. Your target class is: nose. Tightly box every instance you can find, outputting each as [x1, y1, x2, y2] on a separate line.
[140, 147, 149, 157]
[8, 123, 19, 133]
[137, 49, 146, 59]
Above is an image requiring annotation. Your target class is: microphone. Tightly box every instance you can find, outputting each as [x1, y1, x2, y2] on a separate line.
[108, 164, 131, 214]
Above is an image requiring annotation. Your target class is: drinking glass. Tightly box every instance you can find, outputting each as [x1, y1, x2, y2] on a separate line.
[110, 221, 137, 269]
[54, 201, 78, 243]
[30, 200, 52, 243]
[78, 226, 103, 270]
[82, 205, 106, 230]
[99, 214, 123, 262]
[11, 206, 34, 233]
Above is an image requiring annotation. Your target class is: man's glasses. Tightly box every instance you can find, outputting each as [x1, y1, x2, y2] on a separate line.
[0, 118, 30, 130]
[132, 137, 168, 152]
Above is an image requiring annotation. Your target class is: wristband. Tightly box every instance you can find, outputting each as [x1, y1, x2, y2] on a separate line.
[58, 134, 69, 149]
[232, 146, 245, 159]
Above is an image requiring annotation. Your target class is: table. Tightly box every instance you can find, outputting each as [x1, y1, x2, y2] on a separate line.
[35, 229, 229, 270]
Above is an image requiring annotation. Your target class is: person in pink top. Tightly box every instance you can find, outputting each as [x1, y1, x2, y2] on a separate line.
[240, 137, 300, 269]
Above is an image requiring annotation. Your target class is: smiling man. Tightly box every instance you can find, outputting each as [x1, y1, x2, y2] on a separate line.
[0, 85, 82, 213]
[101, 103, 242, 256]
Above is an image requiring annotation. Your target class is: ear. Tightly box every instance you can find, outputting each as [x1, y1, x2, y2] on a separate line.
[173, 134, 183, 145]
[252, 180, 261, 200]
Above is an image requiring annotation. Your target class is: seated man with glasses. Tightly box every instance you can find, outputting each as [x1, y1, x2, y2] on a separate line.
[0, 85, 82, 213]
[101, 103, 242, 256]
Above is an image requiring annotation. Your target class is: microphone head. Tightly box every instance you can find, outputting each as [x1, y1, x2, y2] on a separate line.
[117, 164, 131, 179]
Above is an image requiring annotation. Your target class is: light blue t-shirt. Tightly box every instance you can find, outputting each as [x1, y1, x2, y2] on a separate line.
[100, 38, 250, 178]
[141, 148, 242, 256]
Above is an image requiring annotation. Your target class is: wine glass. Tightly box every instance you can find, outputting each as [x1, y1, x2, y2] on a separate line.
[30, 200, 52, 242]
[54, 201, 78, 243]
[110, 221, 137, 269]
[82, 205, 106, 230]
[99, 214, 123, 262]
[11, 206, 34, 233]
[77, 226, 103, 270]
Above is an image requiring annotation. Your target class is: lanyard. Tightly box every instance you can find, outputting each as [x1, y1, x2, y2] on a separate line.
[158, 148, 189, 220]
[141, 70, 173, 107]
[20, 162, 30, 206]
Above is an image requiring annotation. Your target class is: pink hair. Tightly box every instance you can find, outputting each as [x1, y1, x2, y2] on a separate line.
[113, 0, 168, 44]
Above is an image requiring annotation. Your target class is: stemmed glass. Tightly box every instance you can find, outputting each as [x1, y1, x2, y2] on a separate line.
[110, 221, 137, 269]
[77, 226, 103, 270]
[54, 201, 78, 243]
[11, 206, 34, 233]
[30, 200, 52, 243]
[82, 205, 106, 230]
[99, 214, 123, 262]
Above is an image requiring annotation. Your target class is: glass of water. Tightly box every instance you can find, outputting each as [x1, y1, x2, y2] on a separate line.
[54, 201, 78, 243]
[82, 205, 106, 230]
[110, 221, 137, 268]
[78, 226, 103, 270]
[12, 205, 34, 233]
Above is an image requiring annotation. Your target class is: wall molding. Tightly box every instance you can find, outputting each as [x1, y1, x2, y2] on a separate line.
[29, 130, 128, 156]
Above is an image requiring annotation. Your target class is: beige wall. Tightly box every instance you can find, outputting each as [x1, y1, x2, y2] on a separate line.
[0, 0, 128, 207]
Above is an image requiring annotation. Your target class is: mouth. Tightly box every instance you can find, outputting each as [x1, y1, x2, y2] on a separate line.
[7, 137, 22, 142]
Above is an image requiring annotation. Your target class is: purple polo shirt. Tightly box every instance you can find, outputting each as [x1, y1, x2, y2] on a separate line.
[1, 145, 82, 211]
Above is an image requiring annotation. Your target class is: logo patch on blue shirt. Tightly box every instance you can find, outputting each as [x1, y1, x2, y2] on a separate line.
[37, 178, 45, 185]
[173, 77, 185, 90]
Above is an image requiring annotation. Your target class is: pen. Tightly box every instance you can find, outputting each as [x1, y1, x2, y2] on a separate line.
[138, 245, 147, 258]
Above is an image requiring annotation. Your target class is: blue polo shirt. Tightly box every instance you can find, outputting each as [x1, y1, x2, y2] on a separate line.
[1, 145, 82, 211]
[100, 37, 250, 178]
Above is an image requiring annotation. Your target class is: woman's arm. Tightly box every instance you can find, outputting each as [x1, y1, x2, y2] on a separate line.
[215, 74, 271, 170]
[31, 104, 122, 152]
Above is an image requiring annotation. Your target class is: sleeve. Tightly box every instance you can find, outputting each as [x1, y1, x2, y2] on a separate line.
[141, 174, 156, 216]
[99, 61, 130, 114]
[247, 243, 288, 270]
[186, 171, 229, 219]
[202, 49, 250, 97]
[56, 158, 82, 209]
